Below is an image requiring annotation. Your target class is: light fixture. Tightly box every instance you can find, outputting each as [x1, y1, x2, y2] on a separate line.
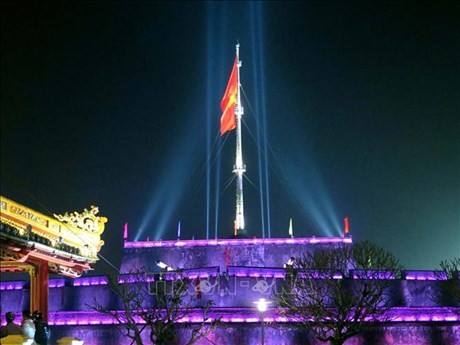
[156, 260, 174, 271]
[254, 298, 271, 345]
[255, 298, 269, 313]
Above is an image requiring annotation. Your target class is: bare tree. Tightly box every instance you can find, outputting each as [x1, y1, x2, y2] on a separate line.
[91, 268, 220, 345]
[436, 257, 460, 307]
[276, 241, 402, 345]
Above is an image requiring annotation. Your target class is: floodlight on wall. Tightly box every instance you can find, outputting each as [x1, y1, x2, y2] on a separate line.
[156, 260, 174, 271]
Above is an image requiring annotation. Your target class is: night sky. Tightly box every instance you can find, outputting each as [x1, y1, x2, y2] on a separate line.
[1, 1, 459, 272]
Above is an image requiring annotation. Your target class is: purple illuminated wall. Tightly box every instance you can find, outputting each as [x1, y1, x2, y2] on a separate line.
[40, 321, 460, 345]
[1, 277, 455, 315]
[1, 237, 459, 344]
[121, 236, 352, 273]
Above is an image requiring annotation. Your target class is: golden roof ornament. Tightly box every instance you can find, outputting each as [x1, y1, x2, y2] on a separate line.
[54, 205, 107, 235]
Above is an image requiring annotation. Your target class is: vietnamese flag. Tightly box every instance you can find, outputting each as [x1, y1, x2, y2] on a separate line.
[220, 58, 238, 135]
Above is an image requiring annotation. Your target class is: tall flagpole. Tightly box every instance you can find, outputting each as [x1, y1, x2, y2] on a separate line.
[234, 43, 246, 237]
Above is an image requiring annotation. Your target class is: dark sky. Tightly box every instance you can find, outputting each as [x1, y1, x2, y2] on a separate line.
[1, 1, 459, 272]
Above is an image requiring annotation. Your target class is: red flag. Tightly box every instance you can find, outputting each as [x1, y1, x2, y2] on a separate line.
[220, 58, 238, 135]
[344, 217, 350, 235]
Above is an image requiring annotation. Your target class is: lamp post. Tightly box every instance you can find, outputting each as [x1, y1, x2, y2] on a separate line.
[254, 298, 270, 345]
